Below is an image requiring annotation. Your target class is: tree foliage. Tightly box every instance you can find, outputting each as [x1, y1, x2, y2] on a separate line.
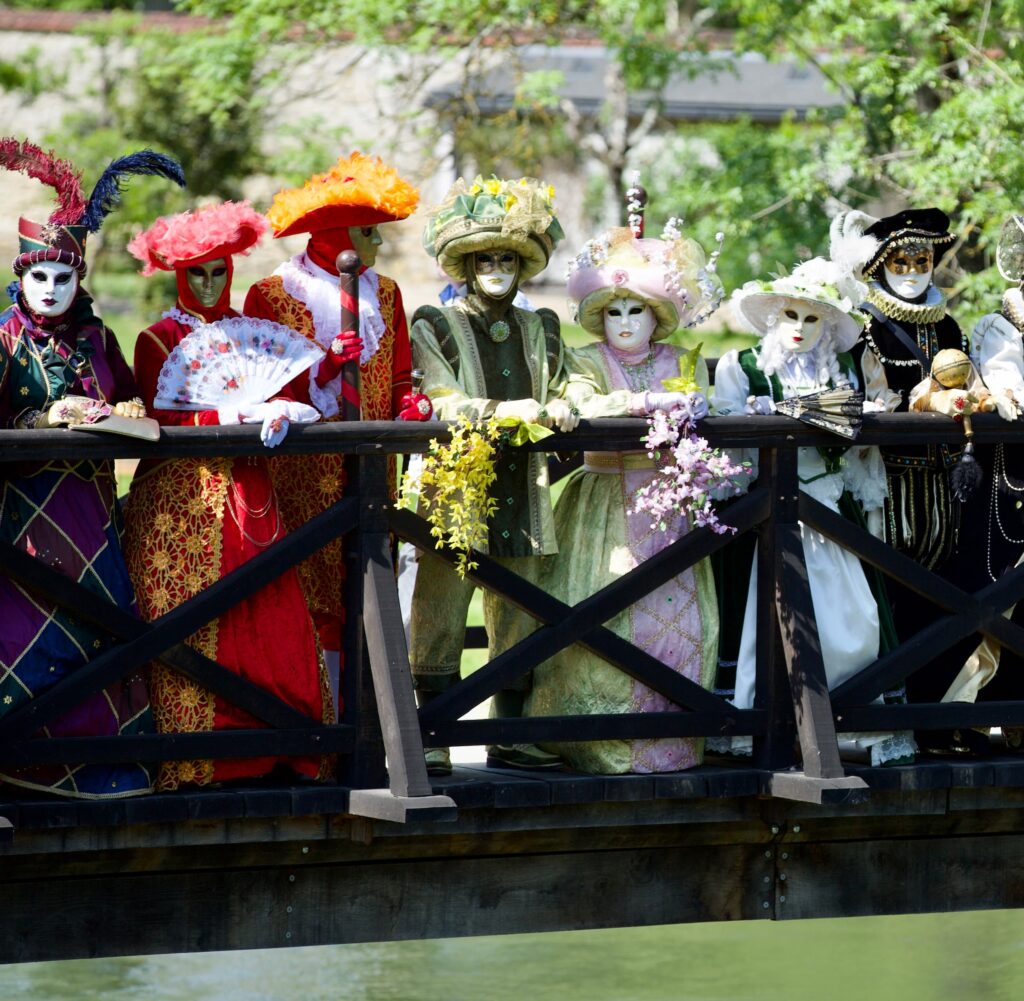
[6, 0, 1023, 323]
[715, 0, 1024, 323]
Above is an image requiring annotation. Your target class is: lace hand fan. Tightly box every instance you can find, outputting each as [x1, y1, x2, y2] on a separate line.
[774, 387, 865, 440]
[154, 317, 323, 411]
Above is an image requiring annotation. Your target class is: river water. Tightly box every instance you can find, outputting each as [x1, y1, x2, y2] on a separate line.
[2, 911, 1022, 1000]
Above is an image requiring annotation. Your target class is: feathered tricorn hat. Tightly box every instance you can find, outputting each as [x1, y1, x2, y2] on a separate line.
[128, 201, 268, 276]
[828, 207, 954, 303]
[0, 138, 186, 277]
[267, 151, 419, 238]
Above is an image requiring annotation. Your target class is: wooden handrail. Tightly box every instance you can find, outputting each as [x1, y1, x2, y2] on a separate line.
[3, 413, 1024, 812]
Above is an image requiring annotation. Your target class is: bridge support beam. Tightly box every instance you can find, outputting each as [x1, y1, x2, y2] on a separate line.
[767, 770, 870, 805]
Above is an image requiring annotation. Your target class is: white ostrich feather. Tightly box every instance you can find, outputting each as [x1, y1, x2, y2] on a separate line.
[829, 210, 880, 305]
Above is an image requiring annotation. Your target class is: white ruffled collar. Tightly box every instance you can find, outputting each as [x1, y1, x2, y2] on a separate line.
[273, 253, 385, 365]
[865, 280, 946, 324]
[161, 306, 202, 329]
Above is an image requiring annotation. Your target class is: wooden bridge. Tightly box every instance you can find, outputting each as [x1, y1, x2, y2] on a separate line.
[3, 414, 1024, 964]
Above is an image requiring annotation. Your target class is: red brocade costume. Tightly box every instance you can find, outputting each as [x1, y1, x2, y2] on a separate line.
[122, 203, 333, 789]
[243, 152, 418, 650]
[245, 267, 410, 648]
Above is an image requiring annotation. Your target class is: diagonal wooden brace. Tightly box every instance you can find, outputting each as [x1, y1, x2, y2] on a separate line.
[800, 494, 1024, 706]
[0, 497, 358, 741]
[394, 488, 769, 727]
[0, 542, 316, 730]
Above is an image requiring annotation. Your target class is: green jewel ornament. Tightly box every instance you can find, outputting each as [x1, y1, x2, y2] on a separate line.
[488, 319, 510, 343]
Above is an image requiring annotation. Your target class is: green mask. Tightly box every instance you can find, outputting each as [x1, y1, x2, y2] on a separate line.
[185, 257, 229, 308]
[348, 225, 383, 268]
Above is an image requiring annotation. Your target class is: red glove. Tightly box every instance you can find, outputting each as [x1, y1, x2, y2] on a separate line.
[315, 330, 363, 387]
[397, 391, 433, 421]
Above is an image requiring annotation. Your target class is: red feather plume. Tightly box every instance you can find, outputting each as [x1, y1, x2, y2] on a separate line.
[0, 137, 87, 226]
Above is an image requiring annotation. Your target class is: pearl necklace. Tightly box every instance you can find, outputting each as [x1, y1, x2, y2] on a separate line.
[863, 325, 931, 370]
[618, 347, 657, 392]
[986, 443, 1024, 581]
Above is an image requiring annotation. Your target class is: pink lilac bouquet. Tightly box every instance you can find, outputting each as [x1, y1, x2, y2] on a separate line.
[633, 404, 750, 534]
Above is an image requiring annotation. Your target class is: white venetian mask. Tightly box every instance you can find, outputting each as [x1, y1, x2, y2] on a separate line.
[22, 261, 78, 318]
[775, 297, 825, 354]
[604, 295, 656, 352]
[473, 250, 519, 299]
[883, 264, 933, 300]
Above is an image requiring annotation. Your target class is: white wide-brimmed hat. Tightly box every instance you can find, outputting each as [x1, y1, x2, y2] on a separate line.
[731, 257, 865, 352]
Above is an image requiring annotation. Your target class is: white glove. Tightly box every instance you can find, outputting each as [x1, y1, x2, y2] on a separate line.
[543, 398, 580, 432]
[744, 395, 775, 416]
[644, 391, 689, 413]
[113, 398, 146, 419]
[680, 391, 710, 423]
[240, 400, 321, 448]
[926, 389, 975, 419]
[862, 399, 887, 414]
[994, 392, 1020, 422]
[645, 391, 710, 423]
[495, 398, 543, 425]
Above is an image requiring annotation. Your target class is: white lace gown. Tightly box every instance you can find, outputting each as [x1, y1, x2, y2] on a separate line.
[713, 347, 915, 765]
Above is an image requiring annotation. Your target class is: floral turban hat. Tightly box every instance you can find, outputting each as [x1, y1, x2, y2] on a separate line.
[423, 175, 565, 283]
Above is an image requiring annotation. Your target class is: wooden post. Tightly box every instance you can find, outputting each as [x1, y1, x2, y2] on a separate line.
[347, 452, 456, 823]
[767, 446, 867, 804]
[753, 447, 796, 771]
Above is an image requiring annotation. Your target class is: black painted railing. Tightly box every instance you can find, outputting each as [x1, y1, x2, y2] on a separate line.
[1, 412, 1022, 818]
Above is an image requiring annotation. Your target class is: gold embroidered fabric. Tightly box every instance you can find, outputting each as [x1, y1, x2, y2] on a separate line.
[264, 276, 399, 623]
[122, 457, 231, 789]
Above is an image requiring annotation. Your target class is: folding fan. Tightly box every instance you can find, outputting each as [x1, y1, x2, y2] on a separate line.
[774, 387, 865, 440]
[154, 317, 323, 411]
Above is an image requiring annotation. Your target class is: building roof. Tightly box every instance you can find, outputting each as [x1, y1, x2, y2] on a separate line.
[0, 7, 209, 35]
[426, 45, 843, 123]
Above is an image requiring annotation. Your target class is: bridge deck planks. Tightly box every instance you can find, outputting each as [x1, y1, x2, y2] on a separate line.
[4, 754, 1024, 831]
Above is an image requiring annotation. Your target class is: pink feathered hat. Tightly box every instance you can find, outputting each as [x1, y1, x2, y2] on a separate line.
[128, 200, 268, 275]
[567, 227, 723, 340]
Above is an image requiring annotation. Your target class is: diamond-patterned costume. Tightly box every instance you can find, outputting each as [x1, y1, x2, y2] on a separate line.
[0, 296, 154, 798]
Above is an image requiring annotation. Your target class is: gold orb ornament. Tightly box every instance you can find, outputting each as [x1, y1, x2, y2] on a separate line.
[931, 348, 972, 388]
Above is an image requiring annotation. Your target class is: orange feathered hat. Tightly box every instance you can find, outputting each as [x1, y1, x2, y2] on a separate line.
[267, 151, 419, 238]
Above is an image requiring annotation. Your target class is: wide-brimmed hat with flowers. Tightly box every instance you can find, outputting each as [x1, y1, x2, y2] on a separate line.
[423, 175, 564, 283]
[732, 257, 865, 352]
[566, 223, 724, 341]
